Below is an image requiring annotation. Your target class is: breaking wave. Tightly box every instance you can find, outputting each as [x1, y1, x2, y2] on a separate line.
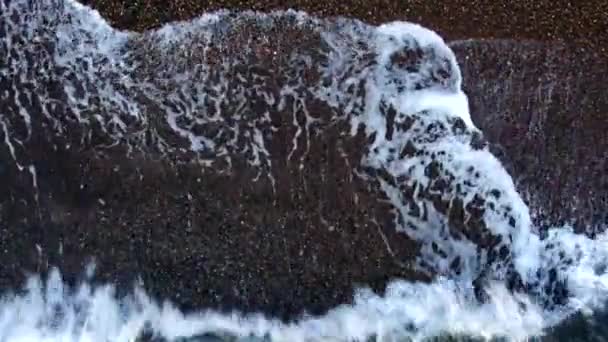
[0, 0, 606, 341]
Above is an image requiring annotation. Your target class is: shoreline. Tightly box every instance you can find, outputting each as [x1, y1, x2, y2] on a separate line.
[0, 0, 606, 325]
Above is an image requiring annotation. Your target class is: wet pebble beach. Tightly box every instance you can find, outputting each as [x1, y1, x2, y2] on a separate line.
[0, 0, 607, 330]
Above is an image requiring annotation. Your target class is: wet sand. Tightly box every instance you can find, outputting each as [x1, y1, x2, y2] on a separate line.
[0, 0, 606, 322]
[80, 0, 608, 48]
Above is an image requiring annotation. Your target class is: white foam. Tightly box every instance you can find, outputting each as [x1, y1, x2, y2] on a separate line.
[395, 89, 477, 131]
[0, 268, 548, 342]
[0, 0, 607, 341]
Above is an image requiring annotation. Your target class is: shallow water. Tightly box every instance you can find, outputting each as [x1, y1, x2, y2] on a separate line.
[0, 0, 606, 341]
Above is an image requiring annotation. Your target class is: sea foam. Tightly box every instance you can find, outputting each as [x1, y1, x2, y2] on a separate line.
[0, 0, 606, 341]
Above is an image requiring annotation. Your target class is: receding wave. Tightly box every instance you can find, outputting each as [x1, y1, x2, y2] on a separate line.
[0, 0, 606, 341]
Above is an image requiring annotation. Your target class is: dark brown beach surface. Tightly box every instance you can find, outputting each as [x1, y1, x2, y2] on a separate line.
[77, 0, 608, 235]
[81, 0, 608, 47]
[0, 0, 606, 324]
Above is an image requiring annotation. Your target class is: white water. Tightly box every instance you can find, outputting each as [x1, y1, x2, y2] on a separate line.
[0, 0, 607, 341]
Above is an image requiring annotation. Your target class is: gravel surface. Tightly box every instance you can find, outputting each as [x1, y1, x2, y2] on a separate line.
[0, 0, 606, 322]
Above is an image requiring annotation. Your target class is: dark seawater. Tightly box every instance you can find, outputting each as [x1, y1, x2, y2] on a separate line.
[0, 0, 606, 341]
